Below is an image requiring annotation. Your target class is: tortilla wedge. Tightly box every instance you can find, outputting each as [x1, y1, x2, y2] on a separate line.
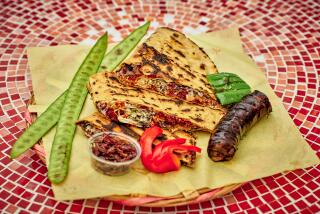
[76, 112, 197, 167]
[87, 72, 225, 132]
[111, 27, 223, 109]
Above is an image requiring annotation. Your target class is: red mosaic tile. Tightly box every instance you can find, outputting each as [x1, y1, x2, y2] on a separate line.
[1, 0, 319, 213]
[83, 207, 95, 213]
[0, 201, 7, 210]
[200, 201, 212, 209]
[309, 204, 320, 213]
[258, 204, 272, 213]
[164, 206, 176, 212]
[188, 203, 200, 210]
[227, 204, 240, 212]
[29, 203, 41, 212]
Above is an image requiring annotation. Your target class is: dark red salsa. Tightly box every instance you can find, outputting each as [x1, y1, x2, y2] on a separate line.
[92, 134, 137, 162]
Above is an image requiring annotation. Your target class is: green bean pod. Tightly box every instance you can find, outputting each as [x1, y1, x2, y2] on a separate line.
[100, 21, 150, 72]
[10, 91, 67, 159]
[48, 33, 108, 184]
[10, 22, 150, 159]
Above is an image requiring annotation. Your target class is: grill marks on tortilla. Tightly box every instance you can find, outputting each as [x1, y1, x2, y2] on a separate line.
[77, 112, 140, 139]
[99, 74, 193, 109]
[164, 43, 195, 79]
[91, 27, 225, 121]
[88, 72, 225, 132]
[174, 50, 186, 58]
[108, 75, 121, 83]
[152, 52, 169, 65]
[141, 43, 169, 65]
[116, 43, 198, 86]
[141, 58, 161, 75]
[115, 37, 218, 108]
[170, 35, 183, 45]
[147, 43, 196, 81]
[167, 29, 211, 65]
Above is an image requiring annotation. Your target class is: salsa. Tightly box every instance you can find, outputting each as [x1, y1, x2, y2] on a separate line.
[92, 134, 137, 162]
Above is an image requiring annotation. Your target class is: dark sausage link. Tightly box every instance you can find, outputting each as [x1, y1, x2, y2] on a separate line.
[208, 90, 272, 161]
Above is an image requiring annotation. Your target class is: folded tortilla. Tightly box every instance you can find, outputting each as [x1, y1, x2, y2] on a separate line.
[87, 72, 225, 132]
[76, 112, 197, 167]
[111, 27, 223, 109]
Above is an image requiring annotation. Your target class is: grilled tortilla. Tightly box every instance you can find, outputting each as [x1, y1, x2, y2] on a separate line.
[111, 27, 223, 109]
[88, 72, 225, 132]
[77, 112, 197, 167]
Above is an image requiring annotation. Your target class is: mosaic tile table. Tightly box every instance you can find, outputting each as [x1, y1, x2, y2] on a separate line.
[1, 0, 319, 213]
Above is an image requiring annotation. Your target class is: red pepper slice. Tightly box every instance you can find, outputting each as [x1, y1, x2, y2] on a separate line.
[154, 144, 201, 165]
[140, 126, 163, 160]
[152, 138, 186, 158]
[152, 152, 180, 173]
[140, 126, 201, 173]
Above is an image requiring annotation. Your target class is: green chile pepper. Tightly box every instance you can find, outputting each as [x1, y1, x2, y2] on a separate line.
[214, 82, 250, 93]
[207, 72, 251, 105]
[216, 89, 252, 105]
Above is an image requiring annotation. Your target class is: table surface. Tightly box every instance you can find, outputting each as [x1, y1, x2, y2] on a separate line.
[0, 0, 319, 213]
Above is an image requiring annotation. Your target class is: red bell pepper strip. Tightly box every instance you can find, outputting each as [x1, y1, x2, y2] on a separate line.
[140, 126, 201, 173]
[140, 126, 163, 160]
[152, 152, 181, 173]
[153, 144, 201, 165]
[140, 126, 163, 171]
[152, 138, 186, 158]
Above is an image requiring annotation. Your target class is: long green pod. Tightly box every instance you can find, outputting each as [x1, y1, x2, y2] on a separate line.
[48, 33, 108, 184]
[100, 21, 150, 72]
[10, 22, 150, 159]
[10, 91, 67, 159]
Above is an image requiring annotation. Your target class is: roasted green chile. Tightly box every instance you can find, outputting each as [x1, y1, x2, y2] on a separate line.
[216, 89, 251, 105]
[207, 72, 251, 105]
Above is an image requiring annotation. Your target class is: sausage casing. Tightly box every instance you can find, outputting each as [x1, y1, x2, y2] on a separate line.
[207, 90, 272, 161]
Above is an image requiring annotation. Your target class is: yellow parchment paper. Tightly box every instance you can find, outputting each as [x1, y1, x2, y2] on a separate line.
[27, 27, 319, 200]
